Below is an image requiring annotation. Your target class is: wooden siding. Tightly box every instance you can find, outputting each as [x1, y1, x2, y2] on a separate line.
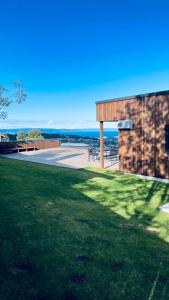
[96, 94, 169, 179]
[0, 139, 61, 153]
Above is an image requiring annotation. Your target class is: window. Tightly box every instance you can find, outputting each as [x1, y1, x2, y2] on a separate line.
[165, 125, 169, 152]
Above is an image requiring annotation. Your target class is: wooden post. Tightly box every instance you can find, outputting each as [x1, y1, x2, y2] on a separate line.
[100, 121, 104, 168]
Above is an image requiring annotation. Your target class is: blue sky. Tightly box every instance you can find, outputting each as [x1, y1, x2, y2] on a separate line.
[0, 0, 169, 129]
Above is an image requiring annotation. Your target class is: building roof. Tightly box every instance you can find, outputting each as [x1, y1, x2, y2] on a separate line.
[96, 89, 169, 104]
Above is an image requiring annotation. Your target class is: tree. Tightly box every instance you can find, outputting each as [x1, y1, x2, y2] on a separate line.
[27, 129, 43, 140]
[16, 131, 28, 141]
[0, 81, 27, 119]
[16, 130, 43, 141]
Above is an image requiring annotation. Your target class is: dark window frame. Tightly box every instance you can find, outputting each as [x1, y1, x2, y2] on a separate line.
[165, 125, 169, 153]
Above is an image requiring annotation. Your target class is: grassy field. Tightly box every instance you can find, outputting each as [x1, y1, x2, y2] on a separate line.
[1, 157, 169, 300]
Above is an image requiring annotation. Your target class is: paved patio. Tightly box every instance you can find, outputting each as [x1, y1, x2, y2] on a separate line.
[1, 146, 119, 170]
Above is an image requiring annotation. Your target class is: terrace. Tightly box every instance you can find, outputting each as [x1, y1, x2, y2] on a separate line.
[1, 145, 119, 170]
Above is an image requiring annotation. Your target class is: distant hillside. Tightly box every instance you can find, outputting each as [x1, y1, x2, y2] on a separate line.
[0, 128, 118, 139]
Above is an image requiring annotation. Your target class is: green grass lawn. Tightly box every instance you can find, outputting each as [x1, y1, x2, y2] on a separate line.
[1, 157, 169, 300]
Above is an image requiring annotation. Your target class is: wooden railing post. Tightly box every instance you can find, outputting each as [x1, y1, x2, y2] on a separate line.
[100, 121, 104, 168]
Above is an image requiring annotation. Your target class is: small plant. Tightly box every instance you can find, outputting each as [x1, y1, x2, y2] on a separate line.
[2, 134, 10, 142]
[16, 131, 28, 141]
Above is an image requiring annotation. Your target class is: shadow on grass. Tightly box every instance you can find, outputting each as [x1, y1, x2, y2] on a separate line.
[0, 157, 169, 300]
[76, 169, 169, 232]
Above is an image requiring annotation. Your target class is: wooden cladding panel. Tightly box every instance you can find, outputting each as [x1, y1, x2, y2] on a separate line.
[97, 94, 169, 179]
[0, 139, 61, 153]
[97, 98, 147, 123]
[96, 99, 138, 121]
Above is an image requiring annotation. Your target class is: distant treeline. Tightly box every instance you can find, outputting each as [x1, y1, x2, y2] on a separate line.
[42, 133, 98, 140]
[2, 132, 99, 141]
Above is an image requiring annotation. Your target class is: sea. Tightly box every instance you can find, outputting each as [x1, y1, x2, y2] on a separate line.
[1, 128, 118, 139]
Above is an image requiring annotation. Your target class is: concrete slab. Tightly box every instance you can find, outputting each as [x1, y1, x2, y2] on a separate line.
[1, 147, 119, 170]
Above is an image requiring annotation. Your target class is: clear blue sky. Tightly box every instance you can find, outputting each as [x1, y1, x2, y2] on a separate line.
[0, 0, 169, 129]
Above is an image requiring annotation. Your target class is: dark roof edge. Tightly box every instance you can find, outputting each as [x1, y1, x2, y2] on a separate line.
[96, 89, 169, 104]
